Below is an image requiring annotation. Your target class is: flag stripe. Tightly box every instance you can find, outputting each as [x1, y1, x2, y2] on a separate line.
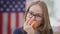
[0, 13, 2, 34]
[7, 13, 11, 34]
[19, 13, 24, 27]
[2, 13, 8, 34]
[16, 13, 19, 28]
[0, 0, 25, 34]
[11, 13, 16, 34]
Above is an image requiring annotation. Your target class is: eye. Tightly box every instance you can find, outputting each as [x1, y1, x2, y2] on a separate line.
[36, 14, 40, 17]
[27, 12, 33, 18]
[29, 12, 33, 15]
[36, 15, 43, 18]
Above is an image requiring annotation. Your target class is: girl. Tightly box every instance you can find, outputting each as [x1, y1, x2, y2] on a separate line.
[14, 1, 53, 34]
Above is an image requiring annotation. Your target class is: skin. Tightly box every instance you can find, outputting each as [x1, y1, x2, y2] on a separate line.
[26, 4, 43, 27]
[24, 4, 44, 34]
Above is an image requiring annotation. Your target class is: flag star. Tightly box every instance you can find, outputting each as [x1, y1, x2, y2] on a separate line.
[9, 5, 13, 8]
[23, 8, 25, 11]
[12, 1, 15, 4]
[1, 1, 4, 4]
[17, 8, 21, 11]
[3, 4, 7, 8]
[6, 1, 10, 4]
[0, 8, 3, 11]
[20, 4, 24, 8]
[6, 8, 10, 11]
[23, 1, 26, 4]
[18, 1, 21, 5]
[12, 8, 15, 11]
[15, 5, 18, 8]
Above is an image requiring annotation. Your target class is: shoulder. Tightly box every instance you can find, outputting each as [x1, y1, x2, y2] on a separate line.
[13, 27, 23, 34]
[13, 27, 27, 34]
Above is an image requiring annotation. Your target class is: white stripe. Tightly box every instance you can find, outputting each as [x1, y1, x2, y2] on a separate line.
[11, 13, 16, 34]
[2, 13, 8, 34]
[19, 13, 24, 27]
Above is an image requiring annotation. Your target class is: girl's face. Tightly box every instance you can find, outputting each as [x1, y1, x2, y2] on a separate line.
[26, 5, 43, 27]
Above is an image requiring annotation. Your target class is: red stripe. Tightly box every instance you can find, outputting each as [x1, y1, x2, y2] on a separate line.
[7, 13, 11, 34]
[16, 13, 19, 28]
[0, 13, 2, 34]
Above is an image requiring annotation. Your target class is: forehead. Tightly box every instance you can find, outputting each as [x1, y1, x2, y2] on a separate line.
[29, 5, 43, 15]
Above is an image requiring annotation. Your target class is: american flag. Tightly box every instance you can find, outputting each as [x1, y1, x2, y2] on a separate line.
[0, 0, 25, 34]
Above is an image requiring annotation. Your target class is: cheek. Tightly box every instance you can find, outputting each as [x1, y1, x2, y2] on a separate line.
[36, 18, 42, 22]
[26, 16, 30, 21]
[36, 18, 43, 25]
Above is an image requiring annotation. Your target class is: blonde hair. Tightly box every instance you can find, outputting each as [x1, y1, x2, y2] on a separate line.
[25, 1, 52, 34]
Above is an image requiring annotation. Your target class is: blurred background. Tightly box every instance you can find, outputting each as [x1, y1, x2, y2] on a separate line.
[0, 0, 60, 34]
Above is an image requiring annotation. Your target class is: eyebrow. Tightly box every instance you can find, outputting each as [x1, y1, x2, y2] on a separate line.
[29, 10, 42, 16]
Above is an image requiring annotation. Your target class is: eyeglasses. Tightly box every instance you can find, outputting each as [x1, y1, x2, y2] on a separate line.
[26, 12, 43, 20]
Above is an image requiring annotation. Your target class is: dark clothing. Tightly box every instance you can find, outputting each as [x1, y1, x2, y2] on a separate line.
[13, 27, 53, 34]
[13, 27, 27, 34]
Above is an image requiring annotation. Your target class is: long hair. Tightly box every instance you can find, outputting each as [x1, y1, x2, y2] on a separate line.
[24, 1, 52, 34]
